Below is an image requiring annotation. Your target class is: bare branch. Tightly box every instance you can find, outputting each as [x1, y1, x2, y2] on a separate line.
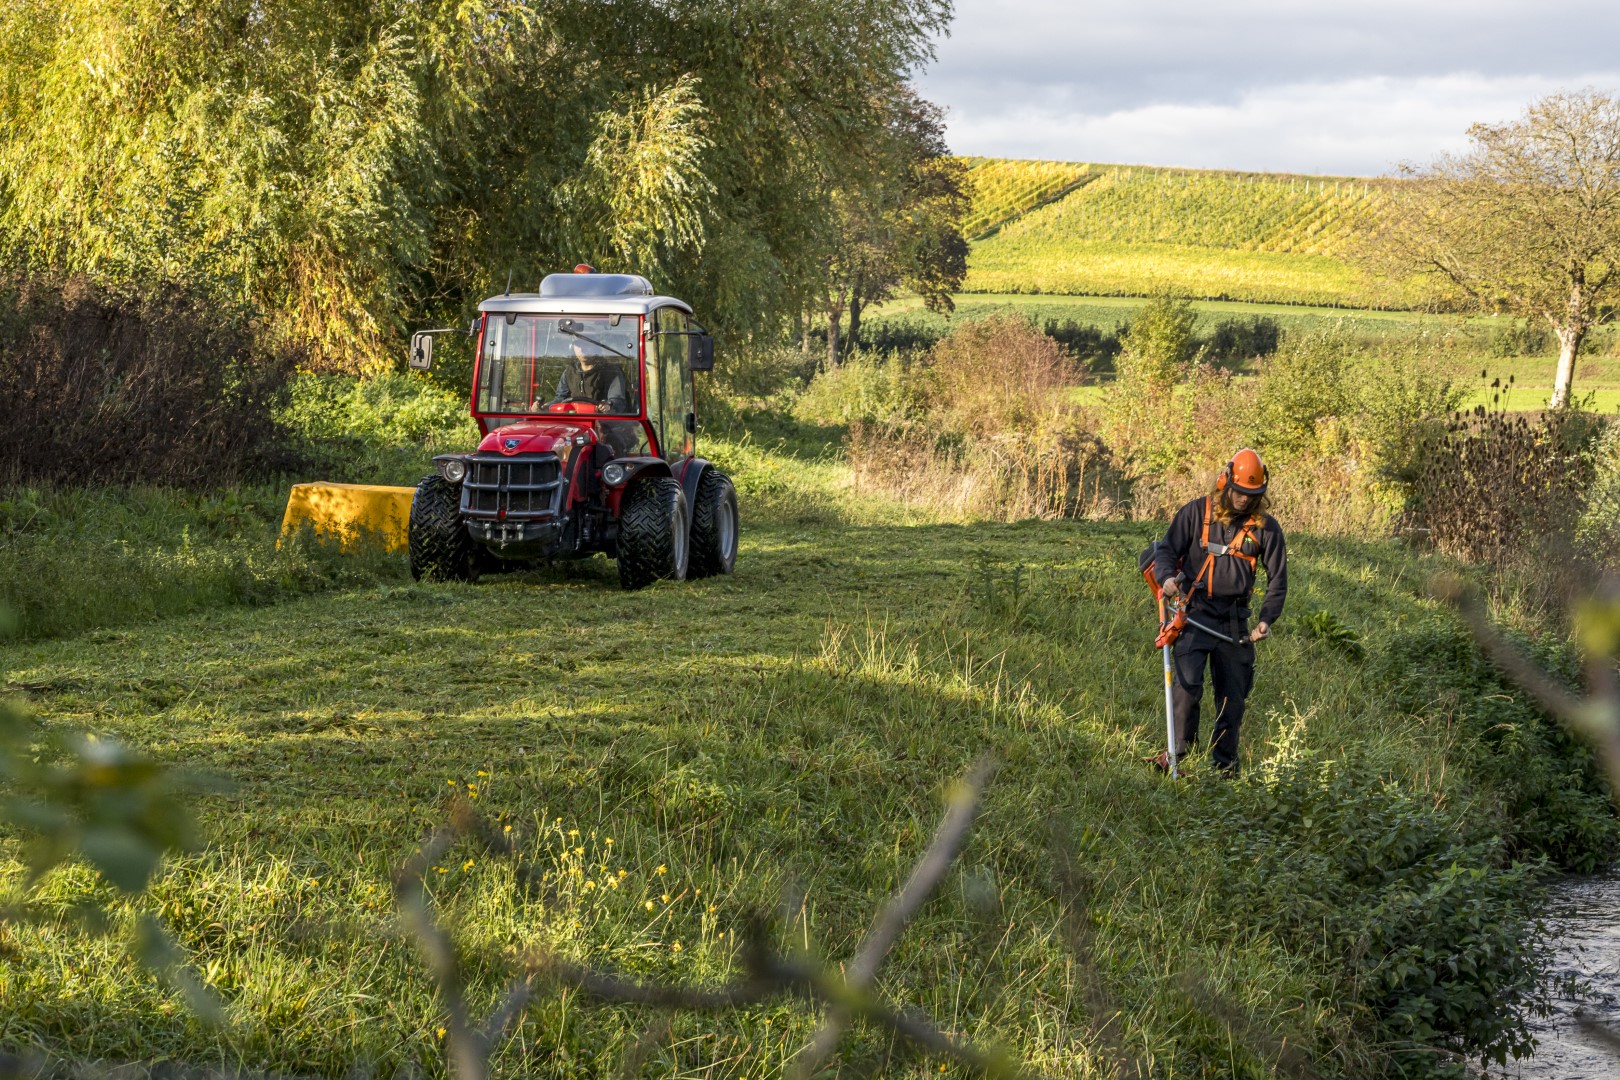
[790, 756, 997, 1078]
[1434, 575, 1620, 797]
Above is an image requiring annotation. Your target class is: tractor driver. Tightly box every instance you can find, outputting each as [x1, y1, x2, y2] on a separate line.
[548, 340, 631, 414]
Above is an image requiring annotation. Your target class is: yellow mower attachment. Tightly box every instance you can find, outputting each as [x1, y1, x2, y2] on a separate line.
[279, 483, 415, 553]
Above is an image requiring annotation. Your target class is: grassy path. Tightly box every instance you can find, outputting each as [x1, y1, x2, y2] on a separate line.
[0, 499, 1582, 1076]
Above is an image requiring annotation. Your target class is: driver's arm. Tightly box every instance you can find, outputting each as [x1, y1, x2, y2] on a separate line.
[547, 367, 571, 405]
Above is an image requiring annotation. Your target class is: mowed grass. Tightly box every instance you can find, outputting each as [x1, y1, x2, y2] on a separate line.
[0, 463, 1505, 1077]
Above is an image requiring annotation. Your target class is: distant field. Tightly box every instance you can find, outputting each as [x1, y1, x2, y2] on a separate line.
[960, 158, 1098, 239]
[870, 293, 1620, 411]
[958, 160, 1415, 308]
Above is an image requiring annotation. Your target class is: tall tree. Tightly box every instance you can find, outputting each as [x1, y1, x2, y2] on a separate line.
[1375, 90, 1620, 408]
[0, 0, 952, 371]
[819, 87, 969, 366]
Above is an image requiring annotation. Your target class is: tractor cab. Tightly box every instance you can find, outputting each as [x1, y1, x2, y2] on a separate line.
[405, 269, 735, 589]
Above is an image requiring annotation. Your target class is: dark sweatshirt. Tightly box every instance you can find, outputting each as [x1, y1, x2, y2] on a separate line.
[1152, 496, 1288, 625]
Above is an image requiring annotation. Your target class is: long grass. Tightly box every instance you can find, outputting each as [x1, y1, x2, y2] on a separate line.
[0, 483, 1586, 1076]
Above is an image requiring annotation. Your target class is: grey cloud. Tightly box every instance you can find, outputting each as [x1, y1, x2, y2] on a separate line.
[915, 1, 1620, 173]
[917, 0, 1620, 114]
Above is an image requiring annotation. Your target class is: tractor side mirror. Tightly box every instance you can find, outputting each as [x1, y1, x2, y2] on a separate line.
[689, 334, 714, 372]
[409, 332, 433, 370]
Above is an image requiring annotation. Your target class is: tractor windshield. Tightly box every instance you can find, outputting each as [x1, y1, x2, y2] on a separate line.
[476, 314, 641, 416]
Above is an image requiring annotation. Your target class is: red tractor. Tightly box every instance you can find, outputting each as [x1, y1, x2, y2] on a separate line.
[405, 269, 738, 589]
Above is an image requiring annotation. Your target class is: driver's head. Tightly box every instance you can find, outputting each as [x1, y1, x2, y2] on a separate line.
[571, 341, 595, 370]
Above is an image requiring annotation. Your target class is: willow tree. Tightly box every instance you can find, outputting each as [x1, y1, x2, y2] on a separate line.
[817, 87, 969, 365]
[0, 0, 951, 371]
[1377, 91, 1620, 409]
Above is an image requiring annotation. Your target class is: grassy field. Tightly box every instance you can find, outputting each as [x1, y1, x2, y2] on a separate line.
[956, 161, 1414, 308]
[0, 414, 1606, 1077]
[869, 294, 1620, 411]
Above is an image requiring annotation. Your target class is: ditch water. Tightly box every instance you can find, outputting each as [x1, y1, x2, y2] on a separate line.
[1504, 870, 1620, 1079]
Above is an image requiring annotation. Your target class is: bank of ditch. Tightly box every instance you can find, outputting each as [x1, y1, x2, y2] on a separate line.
[1, 390, 1616, 1077]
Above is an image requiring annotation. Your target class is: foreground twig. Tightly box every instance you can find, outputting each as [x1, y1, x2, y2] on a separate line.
[393, 762, 1035, 1080]
[790, 756, 997, 1079]
[1434, 574, 1620, 797]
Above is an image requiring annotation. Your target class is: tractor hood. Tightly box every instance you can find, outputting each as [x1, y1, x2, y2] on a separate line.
[477, 421, 593, 457]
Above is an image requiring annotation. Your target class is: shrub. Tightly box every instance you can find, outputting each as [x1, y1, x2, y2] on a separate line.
[923, 313, 1070, 437]
[1205, 314, 1281, 365]
[792, 351, 924, 427]
[1575, 419, 1620, 567]
[1406, 403, 1601, 575]
[1193, 754, 1550, 1076]
[0, 275, 298, 487]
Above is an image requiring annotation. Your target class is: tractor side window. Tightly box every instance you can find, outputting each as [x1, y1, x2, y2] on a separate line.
[655, 308, 692, 462]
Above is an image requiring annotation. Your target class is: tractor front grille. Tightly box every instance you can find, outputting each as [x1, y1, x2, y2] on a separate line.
[462, 453, 564, 519]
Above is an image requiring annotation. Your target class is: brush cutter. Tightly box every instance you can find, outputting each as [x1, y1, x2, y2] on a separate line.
[1137, 543, 1248, 780]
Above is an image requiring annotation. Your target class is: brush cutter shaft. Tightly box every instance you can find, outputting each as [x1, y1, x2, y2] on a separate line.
[1182, 613, 1242, 645]
[1162, 643, 1179, 778]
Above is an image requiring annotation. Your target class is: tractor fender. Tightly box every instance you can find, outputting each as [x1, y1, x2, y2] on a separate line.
[605, 456, 674, 518]
[678, 458, 712, 531]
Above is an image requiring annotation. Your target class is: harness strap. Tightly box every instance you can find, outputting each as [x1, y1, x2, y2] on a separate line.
[1192, 496, 1259, 594]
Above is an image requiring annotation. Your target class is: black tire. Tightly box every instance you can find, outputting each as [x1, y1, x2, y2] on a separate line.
[617, 476, 689, 590]
[688, 469, 739, 578]
[409, 475, 478, 582]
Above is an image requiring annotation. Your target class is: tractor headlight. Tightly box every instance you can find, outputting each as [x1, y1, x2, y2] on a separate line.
[602, 462, 628, 486]
[442, 459, 467, 483]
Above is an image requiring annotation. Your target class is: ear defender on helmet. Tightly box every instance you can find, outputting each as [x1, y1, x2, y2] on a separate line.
[1221, 448, 1269, 496]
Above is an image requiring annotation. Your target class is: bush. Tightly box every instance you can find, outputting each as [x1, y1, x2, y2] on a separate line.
[1576, 420, 1620, 567]
[791, 351, 925, 427]
[1193, 753, 1551, 1076]
[1041, 317, 1124, 373]
[1205, 315, 1281, 365]
[1372, 616, 1620, 872]
[0, 275, 298, 487]
[923, 313, 1071, 437]
[1406, 404, 1602, 575]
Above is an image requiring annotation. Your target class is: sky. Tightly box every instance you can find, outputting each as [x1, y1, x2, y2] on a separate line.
[913, 0, 1620, 176]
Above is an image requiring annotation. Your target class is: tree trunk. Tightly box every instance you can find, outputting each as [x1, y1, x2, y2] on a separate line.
[1551, 326, 1581, 409]
[797, 308, 809, 356]
[826, 308, 841, 369]
[846, 295, 864, 357]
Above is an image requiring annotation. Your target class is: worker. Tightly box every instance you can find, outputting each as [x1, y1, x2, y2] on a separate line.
[1150, 449, 1288, 776]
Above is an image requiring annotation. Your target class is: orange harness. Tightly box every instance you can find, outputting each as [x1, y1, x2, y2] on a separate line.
[1190, 496, 1259, 595]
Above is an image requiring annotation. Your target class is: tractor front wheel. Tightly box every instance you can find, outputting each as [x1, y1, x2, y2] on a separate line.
[409, 475, 477, 582]
[688, 469, 739, 578]
[617, 477, 689, 589]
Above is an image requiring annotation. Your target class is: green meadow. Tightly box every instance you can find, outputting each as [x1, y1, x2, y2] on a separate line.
[1, 419, 1608, 1077]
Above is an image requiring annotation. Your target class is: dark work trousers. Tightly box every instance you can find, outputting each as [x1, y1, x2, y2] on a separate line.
[1171, 618, 1255, 772]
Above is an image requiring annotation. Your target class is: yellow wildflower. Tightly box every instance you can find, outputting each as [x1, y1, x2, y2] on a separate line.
[462, 859, 474, 871]
[671, 941, 682, 952]
[476, 770, 488, 777]
[661, 894, 670, 903]
[645, 900, 655, 911]
[656, 864, 667, 875]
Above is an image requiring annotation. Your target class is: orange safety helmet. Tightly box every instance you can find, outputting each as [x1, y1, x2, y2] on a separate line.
[1217, 448, 1269, 495]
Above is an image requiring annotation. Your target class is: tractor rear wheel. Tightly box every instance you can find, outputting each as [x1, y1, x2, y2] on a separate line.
[409, 475, 477, 582]
[617, 476, 689, 589]
[688, 469, 738, 578]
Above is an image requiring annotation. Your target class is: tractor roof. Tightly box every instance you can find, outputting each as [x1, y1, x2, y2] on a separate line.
[478, 273, 691, 317]
[477, 293, 691, 317]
